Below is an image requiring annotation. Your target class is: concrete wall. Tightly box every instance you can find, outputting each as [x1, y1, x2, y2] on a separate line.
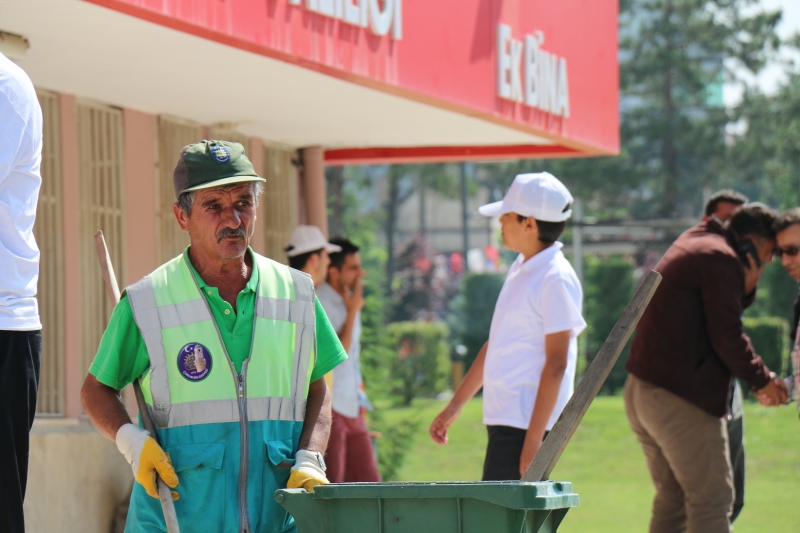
[24, 420, 132, 533]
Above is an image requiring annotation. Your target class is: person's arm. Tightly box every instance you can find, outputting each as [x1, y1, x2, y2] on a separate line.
[518, 330, 570, 476]
[701, 255, 786, 403]
[298, 377, 332, 453]
[338, 277, 364, 353]
[288, 377, 333, 491]
[81, 374, 132, 441]
[429, 341, 488, 445]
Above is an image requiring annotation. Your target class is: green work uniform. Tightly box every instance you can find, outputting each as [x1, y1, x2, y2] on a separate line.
[90, 250, 346, 388]
[89, 248, 347, 533]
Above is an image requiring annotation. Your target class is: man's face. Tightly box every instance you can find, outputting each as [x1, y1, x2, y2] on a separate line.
[777, 223, 800, 280]
[175, 183, 256, 261]
[713, 201, 743, 223]
[336, 253, 363, 288]
[499, 212, 534, 252]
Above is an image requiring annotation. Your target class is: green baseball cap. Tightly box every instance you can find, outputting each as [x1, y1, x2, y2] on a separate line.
[173, 140, 265, 199]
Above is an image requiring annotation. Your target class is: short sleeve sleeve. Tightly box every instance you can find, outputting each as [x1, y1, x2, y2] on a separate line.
[310, 297, 348, 382]
[540, 277, 587, 337]
[88, 295, 151, 390]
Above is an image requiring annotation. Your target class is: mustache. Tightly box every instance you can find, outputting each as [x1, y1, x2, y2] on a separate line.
[216, 226, 247, 243]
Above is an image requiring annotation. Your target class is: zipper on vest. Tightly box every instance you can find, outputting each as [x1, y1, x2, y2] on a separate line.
[184, 255, 256, 533]
[234, 362, 251, 533]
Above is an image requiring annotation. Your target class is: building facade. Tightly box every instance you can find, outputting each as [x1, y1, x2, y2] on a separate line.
[2, 1, 619, 530]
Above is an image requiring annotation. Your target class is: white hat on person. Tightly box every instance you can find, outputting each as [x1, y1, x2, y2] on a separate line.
[478, 172, 573, 222]
[285, 225, 342, 257]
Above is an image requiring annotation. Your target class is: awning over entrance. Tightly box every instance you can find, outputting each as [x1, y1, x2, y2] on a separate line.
[3, 0, 618, 163]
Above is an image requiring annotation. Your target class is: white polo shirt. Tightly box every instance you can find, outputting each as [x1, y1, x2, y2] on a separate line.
[0, 54, 42, 331]
[316, 281, 367, 418]
[483, 243, 586, 431]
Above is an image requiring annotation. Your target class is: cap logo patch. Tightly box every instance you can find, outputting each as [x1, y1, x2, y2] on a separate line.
[177, 343, 212, 381]
[211, 146, 231, 163]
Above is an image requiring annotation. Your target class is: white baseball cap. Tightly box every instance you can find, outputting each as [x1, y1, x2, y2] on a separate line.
[478, 172, 573, 222]
[285, 225, 342, 257]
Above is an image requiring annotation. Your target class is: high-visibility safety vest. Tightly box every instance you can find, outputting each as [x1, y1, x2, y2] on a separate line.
[123, 251, 316, 533]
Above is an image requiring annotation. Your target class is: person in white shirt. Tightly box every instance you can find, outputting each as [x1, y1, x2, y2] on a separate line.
[0, 53, 43, 532]
[316, 238, 381, 483]
[430, 172, 585, 480]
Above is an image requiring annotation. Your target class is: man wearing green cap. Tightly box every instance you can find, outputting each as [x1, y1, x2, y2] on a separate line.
[81, 140, 347, 533]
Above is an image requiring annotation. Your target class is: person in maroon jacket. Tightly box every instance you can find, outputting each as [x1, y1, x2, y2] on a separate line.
[624, 203, 787, 533]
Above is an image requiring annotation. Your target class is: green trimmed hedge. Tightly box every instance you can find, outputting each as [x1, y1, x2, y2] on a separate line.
[456, 273, 504, 369]
[584, 256, 636, 394]
[742, 316, 790, 376]
[387, 321, 450, 405]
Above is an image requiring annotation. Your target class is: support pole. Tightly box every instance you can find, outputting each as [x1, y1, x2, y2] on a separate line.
[460, 162, 469, 259]
[301, 146, 328, 237]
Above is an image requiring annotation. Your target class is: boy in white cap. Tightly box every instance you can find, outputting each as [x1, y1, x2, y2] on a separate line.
[430, 172, 586, 480]
[285, 225, 342, 286]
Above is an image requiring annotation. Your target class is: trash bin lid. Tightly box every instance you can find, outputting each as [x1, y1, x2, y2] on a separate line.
[302, 481, 579, 510]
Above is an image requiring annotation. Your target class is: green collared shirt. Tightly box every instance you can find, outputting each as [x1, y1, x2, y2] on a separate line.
[90, 249, 346, 389]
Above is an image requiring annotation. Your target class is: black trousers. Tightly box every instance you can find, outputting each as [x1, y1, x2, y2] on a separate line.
[482, 425, 549, 481]
[0, 330, 41, 533]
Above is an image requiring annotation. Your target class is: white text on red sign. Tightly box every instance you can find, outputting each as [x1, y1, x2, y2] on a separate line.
[497, 24, 570, 117]
[288, 0, 402, 39]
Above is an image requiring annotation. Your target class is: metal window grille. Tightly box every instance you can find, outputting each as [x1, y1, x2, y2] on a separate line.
[261, 144, 299, 264]
[78, 103, 125, 376]
[157, 116, 202, 262]
[34, 90, 65, 416]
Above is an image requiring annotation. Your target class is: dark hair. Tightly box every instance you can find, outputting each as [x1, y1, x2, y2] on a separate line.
[704, 189, 749, 217]
[726, 203, 778, 242]
[287, 248, 322, 270]
[516, 214, 567, 243]
[773, 207, 800, 234]
[328, 238, 360, 270]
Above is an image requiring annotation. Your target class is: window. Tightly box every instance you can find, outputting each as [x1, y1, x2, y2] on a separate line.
[78, 102, 125, 375]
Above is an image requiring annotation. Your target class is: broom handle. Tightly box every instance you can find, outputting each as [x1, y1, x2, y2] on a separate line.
[94, 231, 181, 533]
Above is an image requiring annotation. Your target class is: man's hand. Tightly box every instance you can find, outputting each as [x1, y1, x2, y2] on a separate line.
[519, 434, 543, 478]
[344, 276, 365, 314]
[743, 253, 764, 296]
[429, 403, 462, 445]
[288, 450, 329, 492]
[754, 373, 788, 406]
[116, 423, 179, 500]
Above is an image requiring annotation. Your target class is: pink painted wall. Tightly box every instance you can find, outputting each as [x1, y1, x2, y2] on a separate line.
[248, 137, 265, 256]
[122, 109, 158, 285]
[122, 108, 158, 417]
[59, 94, 82, 418]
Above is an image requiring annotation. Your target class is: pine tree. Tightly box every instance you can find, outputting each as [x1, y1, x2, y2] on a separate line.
[620, 0, 781, 217]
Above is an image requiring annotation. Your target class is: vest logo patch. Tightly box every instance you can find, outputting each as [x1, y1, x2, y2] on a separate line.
[178, 343, 212, 382]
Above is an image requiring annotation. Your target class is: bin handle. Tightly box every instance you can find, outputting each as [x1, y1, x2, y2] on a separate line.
[521, 270, 661, 482]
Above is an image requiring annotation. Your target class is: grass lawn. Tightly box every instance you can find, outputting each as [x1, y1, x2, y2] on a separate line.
[378, 396, 800, 532]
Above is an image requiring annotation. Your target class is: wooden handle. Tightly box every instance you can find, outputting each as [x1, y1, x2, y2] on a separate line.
[94, 231, 181, 533]
[521, 270, 662, 482]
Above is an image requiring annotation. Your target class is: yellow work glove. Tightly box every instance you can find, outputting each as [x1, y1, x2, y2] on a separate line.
[287, 450, 329, 492]
[116, 423, 180, 500]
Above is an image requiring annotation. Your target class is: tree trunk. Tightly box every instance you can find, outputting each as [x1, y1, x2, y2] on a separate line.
[325, 166, 345, 237]
[385, 167, 399, 296]
[661, 0, 678, 218]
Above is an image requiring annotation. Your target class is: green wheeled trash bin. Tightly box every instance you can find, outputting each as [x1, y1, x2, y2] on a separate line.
[275, 481, 579, 533]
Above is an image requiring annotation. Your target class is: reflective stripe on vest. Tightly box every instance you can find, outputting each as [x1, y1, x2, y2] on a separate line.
[127, 252, 316, 429]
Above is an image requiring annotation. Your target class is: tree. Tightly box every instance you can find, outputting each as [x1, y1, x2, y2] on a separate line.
[620, 0, 781, 217]
[722, 73, 800, 210]
[476, 1, 784, 221]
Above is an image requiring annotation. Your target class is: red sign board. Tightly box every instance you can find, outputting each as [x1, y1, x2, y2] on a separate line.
[86, 0, 618, 162]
